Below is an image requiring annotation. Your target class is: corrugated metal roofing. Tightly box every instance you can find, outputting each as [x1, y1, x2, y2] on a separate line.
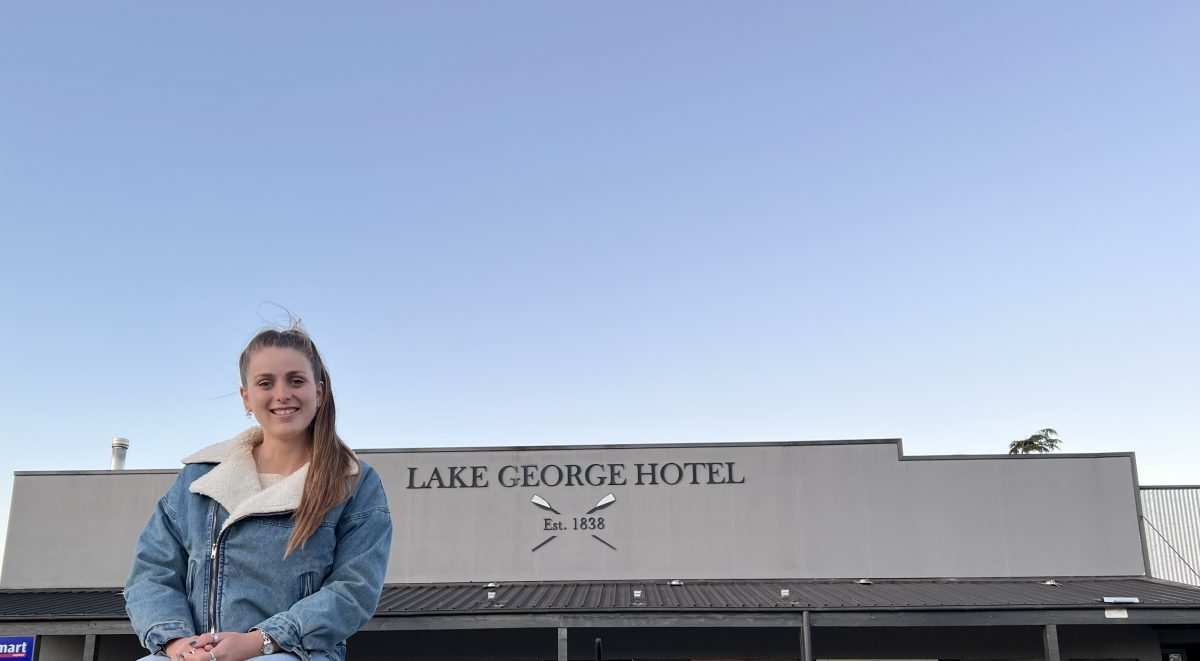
[5, 578, 1200, 620]
[0, 589, 126, 618]
[1142, 486, 1200, 587]
[374, 577, 1200, 614]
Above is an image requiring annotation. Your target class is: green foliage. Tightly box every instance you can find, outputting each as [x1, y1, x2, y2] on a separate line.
[1008, 428, 1062, 454]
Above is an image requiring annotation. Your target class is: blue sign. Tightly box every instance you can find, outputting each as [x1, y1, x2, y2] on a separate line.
[0, 637, 34, 661]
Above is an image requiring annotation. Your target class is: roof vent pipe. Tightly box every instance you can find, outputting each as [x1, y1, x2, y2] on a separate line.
[110, 437, 130, 470]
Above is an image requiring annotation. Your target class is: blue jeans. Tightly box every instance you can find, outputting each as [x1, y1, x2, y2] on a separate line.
[137, 655, 300, 661]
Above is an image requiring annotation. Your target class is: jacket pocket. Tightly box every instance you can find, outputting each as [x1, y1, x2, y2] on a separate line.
[185, 560, 196, 596]
[300, 571, 318, 599]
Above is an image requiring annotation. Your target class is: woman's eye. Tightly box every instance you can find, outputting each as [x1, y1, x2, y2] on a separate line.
[290, 378, 305, 386]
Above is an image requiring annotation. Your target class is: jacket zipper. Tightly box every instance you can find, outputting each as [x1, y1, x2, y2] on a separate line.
[208, 508, 223, 634]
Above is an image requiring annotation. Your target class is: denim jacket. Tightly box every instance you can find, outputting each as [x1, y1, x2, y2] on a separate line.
[124, 428, 392, 661]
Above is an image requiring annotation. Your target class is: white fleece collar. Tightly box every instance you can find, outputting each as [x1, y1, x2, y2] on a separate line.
[183, 427, 358, 532]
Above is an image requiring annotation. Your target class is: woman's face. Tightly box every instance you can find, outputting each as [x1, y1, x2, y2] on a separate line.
[240, 346, 324, 443]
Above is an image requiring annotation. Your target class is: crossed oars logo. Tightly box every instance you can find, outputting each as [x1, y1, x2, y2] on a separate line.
[530, 493, 617, 552]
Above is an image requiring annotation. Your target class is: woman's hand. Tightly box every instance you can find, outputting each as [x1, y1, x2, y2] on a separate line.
[162, 632, 262, 661]
[162, 635, 213, 661]
[206, 631, 270, 661]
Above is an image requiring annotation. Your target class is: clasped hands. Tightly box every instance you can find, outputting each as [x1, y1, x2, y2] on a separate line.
[164, 631, 263, 661]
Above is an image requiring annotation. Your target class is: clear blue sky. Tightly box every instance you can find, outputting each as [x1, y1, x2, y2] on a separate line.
[1, 2, 1197, 569]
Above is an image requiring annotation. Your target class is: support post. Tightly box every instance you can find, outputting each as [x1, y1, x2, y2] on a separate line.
[1042, 624, 1061, 661]
[800, 611, 813, 661]
[82, 635, 99, 661]
[557, 626, 568, 661]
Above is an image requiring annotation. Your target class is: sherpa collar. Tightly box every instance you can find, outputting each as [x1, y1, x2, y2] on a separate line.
[183, 427, 359, 532]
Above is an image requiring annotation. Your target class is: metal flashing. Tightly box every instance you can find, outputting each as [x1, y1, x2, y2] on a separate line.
[12, 469, 180, 477]
[353, 438, 905, 455]
[1131, 451, 1154, 577]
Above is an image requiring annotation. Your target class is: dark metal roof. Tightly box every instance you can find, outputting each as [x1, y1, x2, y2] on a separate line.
[0, 589, 126, 619]
[374, 577, 1200, 615]
[4, 577, 1200, 622]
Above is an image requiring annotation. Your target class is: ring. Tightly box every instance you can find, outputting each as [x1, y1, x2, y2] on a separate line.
[209, 652, 216, 661]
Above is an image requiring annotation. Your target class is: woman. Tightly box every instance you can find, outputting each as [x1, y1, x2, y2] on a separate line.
[125, 327, 392, 661]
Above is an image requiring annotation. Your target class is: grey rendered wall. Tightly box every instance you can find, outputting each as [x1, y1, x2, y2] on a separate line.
[1, 471, 176, 589]
[375, 442, 1146, 583]
[2, 441, 1147, 589]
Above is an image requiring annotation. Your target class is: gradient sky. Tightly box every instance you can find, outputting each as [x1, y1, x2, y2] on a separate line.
[1, 2, 1197, 571]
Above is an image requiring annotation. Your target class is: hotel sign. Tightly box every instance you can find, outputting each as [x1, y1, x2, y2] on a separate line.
[405, 461, 746, 489]
[404, 460, 747, 554]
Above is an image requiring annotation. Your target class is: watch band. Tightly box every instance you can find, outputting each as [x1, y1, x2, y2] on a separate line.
[251, 628, 276, 655]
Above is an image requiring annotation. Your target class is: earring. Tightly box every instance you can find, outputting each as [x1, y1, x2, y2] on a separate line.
[245, 409, 253, 419]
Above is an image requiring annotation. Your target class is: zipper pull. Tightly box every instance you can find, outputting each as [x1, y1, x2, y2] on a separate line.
[210, 542, 217, 559]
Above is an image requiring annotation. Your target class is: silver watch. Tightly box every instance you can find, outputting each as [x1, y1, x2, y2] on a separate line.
[252, 628, 276, 655]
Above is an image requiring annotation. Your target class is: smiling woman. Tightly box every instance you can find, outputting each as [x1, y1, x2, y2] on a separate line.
[124, 325, 393, 661]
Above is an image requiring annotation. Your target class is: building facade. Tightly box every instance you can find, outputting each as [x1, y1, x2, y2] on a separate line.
[2, 438, 1199, 661]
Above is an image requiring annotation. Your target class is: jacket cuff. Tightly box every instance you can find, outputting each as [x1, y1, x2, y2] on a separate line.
[143, 620, 194, 654]
[254, 616, 306, 661]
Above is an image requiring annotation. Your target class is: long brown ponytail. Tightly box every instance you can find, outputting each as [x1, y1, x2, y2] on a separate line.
[239, 326, 359, 556]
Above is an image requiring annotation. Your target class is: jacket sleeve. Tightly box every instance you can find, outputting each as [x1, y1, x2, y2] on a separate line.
[124, 472, 198, 653]
[255, 469, 393, 661]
